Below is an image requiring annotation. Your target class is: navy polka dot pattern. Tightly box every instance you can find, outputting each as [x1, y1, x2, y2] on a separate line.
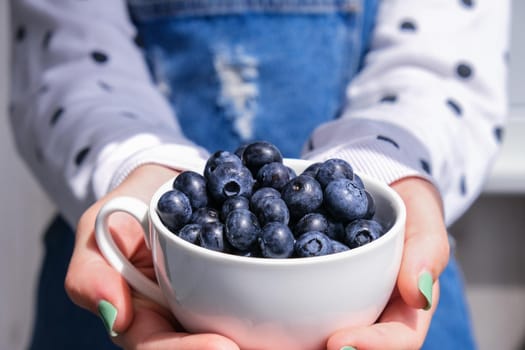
[461, 0, 474, 8]
[39, 85, 49, 94]
[50, 107, 64, 126]
[446, 99, 462, 116]
[456, 63, 473, 79]
[43, 30, 53, 49]
[400, 20, 417, 31]
[377, 135, 399, 149]
[306, 138, 314, 152]
[494, 127, 504, 143]
[9, 0, 510, 227]
[98, 81, 112, 92]
[15, 26, 26, 42]
[91, 51, 109, 64]
[459, 175, 467, 196]
[75, 147, 90, 166]
[380, 94, 397, 103]
[134, 34, 144, 48]
[121, 111, 138, 119]
[420, 159, 431, 175]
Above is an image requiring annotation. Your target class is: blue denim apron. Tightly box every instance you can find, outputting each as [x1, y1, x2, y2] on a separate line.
[128, 0, 376, 157]
[30, 1, 476, 349]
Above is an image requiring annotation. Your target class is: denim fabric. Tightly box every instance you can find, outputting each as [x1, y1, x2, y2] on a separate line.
[128, 0, 362, 19]
[30, 1, 476, 349]
[129, 0, 373, 157]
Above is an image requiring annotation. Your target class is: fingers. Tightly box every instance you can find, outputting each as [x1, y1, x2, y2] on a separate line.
[65, 164, 181, 335]
[65, 209, 139, 335]
[326, 282, 440, 350]
[117, 301, 239, 350]
[66, 207, 240, 350]
[391, 177, 450, 310]
[135, 333, 240, 350]
[326, 178, 449, 350]
[64, 164, 239, 350]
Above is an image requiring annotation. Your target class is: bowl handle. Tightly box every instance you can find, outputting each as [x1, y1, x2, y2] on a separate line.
[95, 196, 168, 308]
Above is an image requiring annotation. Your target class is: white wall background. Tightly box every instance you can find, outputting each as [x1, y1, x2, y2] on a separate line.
[0, 1, 523, 350]
[0, 2, 56, 349]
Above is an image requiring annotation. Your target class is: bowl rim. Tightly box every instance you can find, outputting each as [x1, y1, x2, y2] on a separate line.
[148, 158, 406, 267]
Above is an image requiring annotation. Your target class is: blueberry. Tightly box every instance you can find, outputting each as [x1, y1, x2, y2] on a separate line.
[255, 197, 290, 226]
[323, 178, 368, 223]
[156, 189, 192, 232]
[353, 173, 365, 189]
[330, 239, 350, 254]
[242, 141, 283, 176]
[294, 231, 333, 257]
[258, 222, 295, 258]
[191, 207, 220, 225]
[233, 143, 249, 160]
[206, 163, 255, 204]
[250, 187, 281, 214]
[204, 150, 242, 180]
[256, 162, 293, 191]
[230, 247, 261, 258]
[221, 196, 250, 221]
[316, 158, 354, 188]
[199, 222, 227, 252]
[173, 171, 208, 209]
[294, 212, 328, 238]
[280, 174, 323, 220]
[224, 209, 261, 251]
[364, 191, 376, 219]
[178, 223, 202, 245]
[343, 219, 384, 249]
[168, 147, 381, 261]
[301, 162, 322, 178]
[286, 166, 297, 179]
[324, 213, 345, 241]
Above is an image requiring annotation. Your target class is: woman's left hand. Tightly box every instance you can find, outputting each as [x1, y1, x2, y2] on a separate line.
[326, 177, 450, 350]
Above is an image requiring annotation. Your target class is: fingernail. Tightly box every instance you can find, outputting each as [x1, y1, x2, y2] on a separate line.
[418, 271, 433, 311]
[98, 300, 118, 337]
[340, 346, 357, 350]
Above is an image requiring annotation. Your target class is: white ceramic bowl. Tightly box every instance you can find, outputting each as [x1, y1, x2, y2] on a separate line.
[96, 159, 406, 350]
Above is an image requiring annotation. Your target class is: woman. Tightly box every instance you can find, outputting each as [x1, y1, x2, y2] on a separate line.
[9, 0, 511, 349]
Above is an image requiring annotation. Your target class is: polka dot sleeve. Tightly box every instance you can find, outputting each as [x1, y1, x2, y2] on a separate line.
[9, 0, 208, 227]
[304, 0, 511, 225]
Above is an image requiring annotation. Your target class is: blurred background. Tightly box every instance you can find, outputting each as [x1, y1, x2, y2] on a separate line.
[1, 1, 523, 349]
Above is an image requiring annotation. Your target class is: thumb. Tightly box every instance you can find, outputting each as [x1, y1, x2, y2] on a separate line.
[391, 177, 450, 310]
[65, 164, 180, 335]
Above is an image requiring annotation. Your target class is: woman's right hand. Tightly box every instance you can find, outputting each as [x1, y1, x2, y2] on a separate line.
[65, 164, 240, 350]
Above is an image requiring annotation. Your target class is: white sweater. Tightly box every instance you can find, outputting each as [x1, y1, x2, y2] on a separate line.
[9, 0, 511, 228]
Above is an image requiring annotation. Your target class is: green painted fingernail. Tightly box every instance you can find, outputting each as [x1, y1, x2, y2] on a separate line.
[98, 300, 118, 337]
[340, 346, 357, 350]
[418, 271, 433, 311]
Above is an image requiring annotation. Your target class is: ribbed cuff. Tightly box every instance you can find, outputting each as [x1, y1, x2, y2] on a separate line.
[305, 139, 432, 186]
[107, 143, 209, 193]
[302, 119, 437, 188]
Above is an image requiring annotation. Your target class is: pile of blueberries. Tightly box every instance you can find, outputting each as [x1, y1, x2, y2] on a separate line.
[156, 141, 385, 259]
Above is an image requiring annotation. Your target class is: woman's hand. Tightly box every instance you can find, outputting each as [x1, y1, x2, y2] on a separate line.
[65, 164, 239, 350]
[65, 165, 448, 350]
[327, 177, 450, 350]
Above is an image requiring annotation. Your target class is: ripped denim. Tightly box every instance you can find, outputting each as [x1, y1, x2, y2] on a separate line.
[129, 0, 377, 157]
